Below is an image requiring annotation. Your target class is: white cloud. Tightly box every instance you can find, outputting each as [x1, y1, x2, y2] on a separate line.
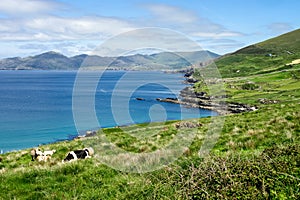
[91, 28, 204, 57]
[0, 16, 136, 41]
[0, 40, 98, 58]
[198, 38, 245, 55]
[145, 4, 198, 24]
[0, 0, 62, 15]
[0, 12, 137, 57]
[143, 3, 245, 41]
[192, 31, 244, 38]
[0, 2, 247, 57]
[140, 3, 247, 55]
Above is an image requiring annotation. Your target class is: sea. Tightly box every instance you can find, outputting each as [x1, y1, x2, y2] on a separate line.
[0, 70, 217, 153]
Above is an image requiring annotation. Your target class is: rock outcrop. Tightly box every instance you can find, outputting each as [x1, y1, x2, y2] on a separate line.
[157, 86, 257, 115]
[174, 121, 202, 129]
[85, 130, 97, 137]
[182, 68, 199, 83]
[136, 97, 145, 101]
[180, 86, 258, 114]
[156, 97, 179, 103]
[258, 98, 279, 104]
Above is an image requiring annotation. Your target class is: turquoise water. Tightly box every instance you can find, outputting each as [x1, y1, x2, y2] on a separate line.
[0, 70, 216, 153]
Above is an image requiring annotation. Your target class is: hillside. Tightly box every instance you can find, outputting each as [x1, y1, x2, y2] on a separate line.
[0, 50, 219, 71]
[210, 28, 300, 77]
[240, 28, 300, 54]
[0, 29, 300, 199]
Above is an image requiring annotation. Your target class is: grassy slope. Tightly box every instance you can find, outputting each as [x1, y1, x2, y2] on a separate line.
[211, 28, 300, 78]
[1, 30, 300, 199]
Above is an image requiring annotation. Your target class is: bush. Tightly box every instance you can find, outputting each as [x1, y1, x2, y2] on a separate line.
[241, 82, 259, 90]
[146, 144, 300, 199]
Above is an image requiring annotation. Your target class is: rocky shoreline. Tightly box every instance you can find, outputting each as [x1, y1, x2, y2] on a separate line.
[181, 87, 257, 115]
[157, 87, 257, 115]
[157, 68, 258, 115]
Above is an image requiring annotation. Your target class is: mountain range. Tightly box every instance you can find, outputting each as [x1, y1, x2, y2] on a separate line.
[0, 50, 219, 70]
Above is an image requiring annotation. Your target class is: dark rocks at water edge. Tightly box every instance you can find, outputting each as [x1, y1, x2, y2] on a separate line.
[184, 76, 199, 84]
[85, 130, 97, 137]
[155, 87, 257, 115]
[135, 86, 257, 115]
[156, 97, 179, 103]
[180, 87, 258, 115]
[74, 130, 97, 140]
[183, 68, 199, 83]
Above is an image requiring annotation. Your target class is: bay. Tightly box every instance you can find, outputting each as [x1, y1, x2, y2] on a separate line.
[0, 70, 216, 153]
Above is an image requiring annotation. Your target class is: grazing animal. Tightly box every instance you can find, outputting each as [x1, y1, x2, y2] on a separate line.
[30, 149, 37, 161]
[30, 148, 56, 162]
[35, 148, 44, 156]
[30, 148, 43, 161]
[37, 154, 45, 162]
[38, 155, 52, 162]
[44, 150, 56, 156]
[62, 147, 94, 163]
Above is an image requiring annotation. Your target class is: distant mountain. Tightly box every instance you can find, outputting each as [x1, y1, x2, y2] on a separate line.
[211, 28, 300, 77]
[0, 50, 219, 70]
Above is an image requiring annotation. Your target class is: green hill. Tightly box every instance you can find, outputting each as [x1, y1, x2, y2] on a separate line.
[234, 28, 300, 55]
[212, 28, 300, 78]
[192, 29, 300, 106]
[251, 28, 300, 54]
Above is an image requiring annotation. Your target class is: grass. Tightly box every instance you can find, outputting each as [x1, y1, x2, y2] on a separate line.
[207, 28, 300, 78]
[193, 62, 300, 105]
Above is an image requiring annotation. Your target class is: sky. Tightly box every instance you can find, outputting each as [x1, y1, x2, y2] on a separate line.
[0, 0, 299, 58]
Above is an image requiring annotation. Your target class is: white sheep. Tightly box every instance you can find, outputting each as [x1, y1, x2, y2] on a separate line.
[30, 148, 56, 162]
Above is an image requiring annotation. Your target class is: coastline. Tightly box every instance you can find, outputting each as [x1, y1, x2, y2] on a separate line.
[0, 69, 257, 154]
[172, 68, 259, 115]
[0, 70, 205, 154]
[69, 69, 259, 145]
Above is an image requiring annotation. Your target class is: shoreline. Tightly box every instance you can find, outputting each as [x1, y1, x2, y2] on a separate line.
[0, 70, 257, 154]
[0, 70, 199, 154]
[157, 86, 258, 115]
[0, 117, 198, 155]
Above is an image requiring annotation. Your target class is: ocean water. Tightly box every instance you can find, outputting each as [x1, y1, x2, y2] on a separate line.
[0, 70, 216, 153]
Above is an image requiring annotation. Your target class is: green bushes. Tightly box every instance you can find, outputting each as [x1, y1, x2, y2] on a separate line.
[143, 144, 300, 199]
[241, 82, 259, 90]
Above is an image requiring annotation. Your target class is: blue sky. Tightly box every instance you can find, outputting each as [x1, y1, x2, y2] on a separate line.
[0, 0, 299, 58]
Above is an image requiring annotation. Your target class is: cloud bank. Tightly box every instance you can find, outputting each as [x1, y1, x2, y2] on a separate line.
[0, 1, 250, 57]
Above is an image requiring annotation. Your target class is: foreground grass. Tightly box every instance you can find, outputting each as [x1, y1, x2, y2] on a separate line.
[2, 144, 299, 199]
[0, 99, 299, 199]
